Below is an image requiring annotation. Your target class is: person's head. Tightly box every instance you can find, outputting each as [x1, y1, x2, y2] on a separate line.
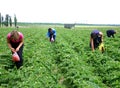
[48, 28, 52, 33]
[10, 30, 19, 41]
[114, 30, 117, 34]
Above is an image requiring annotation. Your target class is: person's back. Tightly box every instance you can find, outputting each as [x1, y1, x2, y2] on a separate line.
[51, 28, 56, 35]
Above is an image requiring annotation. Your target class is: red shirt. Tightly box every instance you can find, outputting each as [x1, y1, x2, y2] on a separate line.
[7, 32, 24, 43]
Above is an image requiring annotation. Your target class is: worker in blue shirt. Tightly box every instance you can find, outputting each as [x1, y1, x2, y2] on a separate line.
[47, 28, 56, 42]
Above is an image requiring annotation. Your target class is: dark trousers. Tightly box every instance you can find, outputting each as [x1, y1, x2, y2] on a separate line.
[90, 42, 99, 49]
[11, 42, 24, 69]
[50, 35, 56, 41]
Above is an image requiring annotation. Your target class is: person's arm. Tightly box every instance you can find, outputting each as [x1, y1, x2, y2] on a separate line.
[51, 35, 54, 38]
[90, 37, 94, 51]
[7, 38, 16, 53]
[112, 30, 116, 38]
[112, 34, 114, 38]
[99, 32, 103, 42]
[16, 38, 24, 52]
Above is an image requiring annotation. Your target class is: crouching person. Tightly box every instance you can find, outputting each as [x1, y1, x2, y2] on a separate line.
[106, 29, 116, 38]
[90, 30, 104, 53]
[7, 30, 24, 69]
[47, 28, 56, 42]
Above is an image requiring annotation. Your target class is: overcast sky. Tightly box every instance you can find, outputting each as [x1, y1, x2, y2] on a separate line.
[0, 0, 120, 24]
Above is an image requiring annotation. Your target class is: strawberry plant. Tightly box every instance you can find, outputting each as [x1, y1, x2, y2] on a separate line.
[0, 25, 120, 88]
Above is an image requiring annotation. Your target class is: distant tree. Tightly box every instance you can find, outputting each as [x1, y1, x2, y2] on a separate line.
[1, 16, 4, 26]
[0, 13, 1, 27]
[14, 14, 17, 27]
[4, 14, 9, 27]
[9, 16, 12, 27]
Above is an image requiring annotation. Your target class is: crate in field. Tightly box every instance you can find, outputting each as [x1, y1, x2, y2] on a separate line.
[64, 24, 75, 29]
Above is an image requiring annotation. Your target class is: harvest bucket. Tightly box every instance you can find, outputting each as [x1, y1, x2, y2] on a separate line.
[12, 52, 20, 62]
[99, 43, 105, 53]
[51, 37, 54, 42]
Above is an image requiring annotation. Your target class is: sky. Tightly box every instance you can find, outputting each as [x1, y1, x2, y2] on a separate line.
[0, 0, 120, 24]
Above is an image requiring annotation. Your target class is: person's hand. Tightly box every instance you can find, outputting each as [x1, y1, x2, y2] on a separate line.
[16, 47, 19, 52]
[11, 48, 16, 53]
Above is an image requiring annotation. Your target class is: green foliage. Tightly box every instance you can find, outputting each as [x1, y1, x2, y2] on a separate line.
[0, 13, 1, 27]
[9, 17, 12, 27]
[0, 25, 120, 88]
[4, 14, 9, 27]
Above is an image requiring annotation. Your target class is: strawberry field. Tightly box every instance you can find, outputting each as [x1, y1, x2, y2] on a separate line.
[0, 25, 120, 88]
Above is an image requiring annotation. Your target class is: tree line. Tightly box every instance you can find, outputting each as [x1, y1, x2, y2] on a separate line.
[0, 13, 17, 27]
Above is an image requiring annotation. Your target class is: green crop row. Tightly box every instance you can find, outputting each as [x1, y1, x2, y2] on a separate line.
[0, 25, 120, 88]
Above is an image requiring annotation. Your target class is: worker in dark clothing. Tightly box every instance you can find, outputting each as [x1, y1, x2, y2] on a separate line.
[106, 30, 116, 38]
